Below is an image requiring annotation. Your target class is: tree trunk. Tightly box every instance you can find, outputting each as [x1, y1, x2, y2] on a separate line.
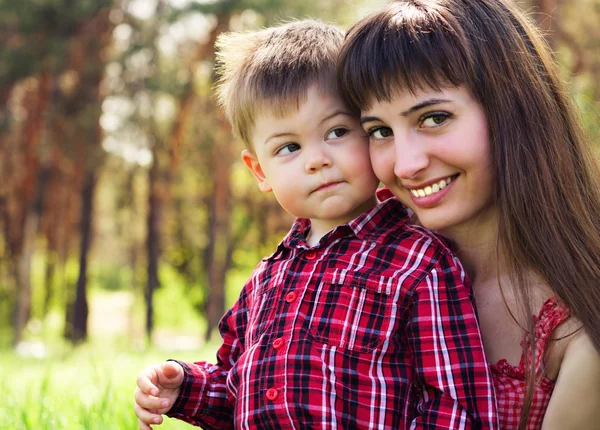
[12, 70, 52, 346]
[43, 249, 56, 317]
[62, 156, 84, 341]
[12, 240, 32, 345]
[204, 137, 234, 340]
[125, 167, 139, 337]
[145, 152, 162, 339]
[12, 168, 48, 345]
[70, 171, 96, 343]
[63, 6, 112, 344]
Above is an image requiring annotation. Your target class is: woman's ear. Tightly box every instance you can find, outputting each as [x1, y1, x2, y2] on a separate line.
[241, 149, 272, 193]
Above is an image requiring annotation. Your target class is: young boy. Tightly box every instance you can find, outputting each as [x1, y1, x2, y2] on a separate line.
[134, 20, 498, 430]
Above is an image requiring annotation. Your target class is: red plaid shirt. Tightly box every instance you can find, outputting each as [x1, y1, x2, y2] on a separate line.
[167, 197, 498, 429]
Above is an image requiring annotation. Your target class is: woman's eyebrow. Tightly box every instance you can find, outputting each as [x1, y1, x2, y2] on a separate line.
[399, 98, 452, 116]
[360, 116, 380, 125]
[360, 98, 453, 125]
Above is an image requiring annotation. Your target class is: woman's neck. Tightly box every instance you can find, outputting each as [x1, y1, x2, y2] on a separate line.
[439, 211, 502, 287]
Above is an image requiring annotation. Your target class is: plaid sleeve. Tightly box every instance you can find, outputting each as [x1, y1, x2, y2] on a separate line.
[165, 281, 250, 429]
[407, 251, 498, 430]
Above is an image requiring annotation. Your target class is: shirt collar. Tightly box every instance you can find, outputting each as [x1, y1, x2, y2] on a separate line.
[273, 191, 407, 254]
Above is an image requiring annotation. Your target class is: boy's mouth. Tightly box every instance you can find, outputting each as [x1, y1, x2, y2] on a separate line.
[314, 181, 343, 193]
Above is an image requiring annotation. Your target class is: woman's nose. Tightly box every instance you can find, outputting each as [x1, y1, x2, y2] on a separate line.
[393, 137, 430, 179]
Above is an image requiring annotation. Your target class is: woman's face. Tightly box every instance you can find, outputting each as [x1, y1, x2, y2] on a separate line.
[361, 86, 496, 236]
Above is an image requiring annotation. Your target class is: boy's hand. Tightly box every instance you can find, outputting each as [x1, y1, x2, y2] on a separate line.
[134, 361, 184, 429]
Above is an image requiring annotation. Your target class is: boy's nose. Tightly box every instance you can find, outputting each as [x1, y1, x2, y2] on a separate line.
[305, 145, 332, 173]
[393, 137, 430, 179]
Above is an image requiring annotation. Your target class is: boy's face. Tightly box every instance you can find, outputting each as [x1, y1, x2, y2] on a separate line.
[243, 84, 379, 230]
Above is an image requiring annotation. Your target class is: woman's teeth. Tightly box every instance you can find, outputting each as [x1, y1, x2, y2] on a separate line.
[410, 176, 455, 198]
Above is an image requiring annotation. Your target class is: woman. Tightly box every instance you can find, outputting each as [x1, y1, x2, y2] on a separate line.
[338, 0, 600, 428]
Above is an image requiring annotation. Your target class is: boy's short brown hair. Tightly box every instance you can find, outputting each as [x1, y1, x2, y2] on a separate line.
[215, 20, 344, 149]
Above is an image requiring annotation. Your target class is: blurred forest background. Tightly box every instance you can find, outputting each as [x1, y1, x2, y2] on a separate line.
[1, 0, 599, 371]
[1, 0, 599, 428]
[2, 0, 600, 352]
[0, 0, 600, 348]
[0, 0, 392, 353]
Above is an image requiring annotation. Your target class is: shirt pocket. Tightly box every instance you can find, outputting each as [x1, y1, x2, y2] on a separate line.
[307, 273, 395, 353]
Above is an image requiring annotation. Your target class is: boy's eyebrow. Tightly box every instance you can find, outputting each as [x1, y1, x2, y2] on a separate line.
[360, 98, 452, 125]
[264, 110, 353, 144]
[319, 109, 353, 126]
[265, 132, 296, 145]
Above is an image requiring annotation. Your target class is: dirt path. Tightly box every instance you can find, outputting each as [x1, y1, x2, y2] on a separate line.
[89, 291, 203, 350]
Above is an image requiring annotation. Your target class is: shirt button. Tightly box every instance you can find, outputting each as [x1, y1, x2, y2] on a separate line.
[285, 291, 297, 303]
[273, 338, 284, 350]
[304, 250, 317, 260]
[266, 387, 278, 401]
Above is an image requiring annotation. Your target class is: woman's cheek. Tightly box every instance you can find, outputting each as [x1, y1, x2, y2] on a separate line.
[369, 145, 391, 184]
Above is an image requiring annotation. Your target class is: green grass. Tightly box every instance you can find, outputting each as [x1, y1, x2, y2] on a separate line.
[3, 250, 250, 430]
[1, 340, 220, 430]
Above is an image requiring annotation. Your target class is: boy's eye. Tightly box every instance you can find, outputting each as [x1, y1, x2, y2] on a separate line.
[368, 126, 393, 139]
[276, 143, 301, 155]
[326, 127, 349, 139]
[419, 112, 451, 129]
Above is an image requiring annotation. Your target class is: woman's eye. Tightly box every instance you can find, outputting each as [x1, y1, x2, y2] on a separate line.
[420, 112, 451, 128]
[368, 126, 393, 139]
[276, 143, 301, 155]
[326, 127, 349, 139]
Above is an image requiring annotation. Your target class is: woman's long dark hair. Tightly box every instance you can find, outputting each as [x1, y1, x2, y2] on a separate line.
[338, 1, 600, 427]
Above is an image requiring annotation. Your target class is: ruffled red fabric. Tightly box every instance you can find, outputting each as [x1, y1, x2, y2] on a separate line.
[490, 296, 570, 429]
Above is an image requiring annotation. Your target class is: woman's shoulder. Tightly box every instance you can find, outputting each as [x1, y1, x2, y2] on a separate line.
[542, 330, 600, 429]
[543, 304, 580, 381]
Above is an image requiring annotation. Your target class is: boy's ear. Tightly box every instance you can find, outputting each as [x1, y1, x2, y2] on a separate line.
[241, 149, 272, 193]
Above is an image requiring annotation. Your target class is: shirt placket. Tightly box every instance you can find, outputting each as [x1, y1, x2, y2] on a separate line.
[260, 247, 319, 427]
